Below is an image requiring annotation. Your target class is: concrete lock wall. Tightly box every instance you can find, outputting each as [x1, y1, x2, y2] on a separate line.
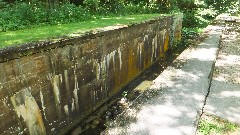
[0, 13, 182, 135]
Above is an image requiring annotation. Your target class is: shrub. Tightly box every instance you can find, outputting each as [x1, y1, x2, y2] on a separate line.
[33, 3, 48, 24]
[0, 0, 7, 9]
[83, 0, 100, 12]
[107, 0, 126, 14]
[0, 2, 92, 31]
[124, 3, 146, 14]
[0, 2, 35, 31]
[48, 4, 91, 24]
[182, 10, 199, 28]
[0, 0, 237, 32]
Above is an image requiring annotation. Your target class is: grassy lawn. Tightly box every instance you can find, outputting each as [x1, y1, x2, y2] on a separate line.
[0, 14, 162, 49]
[197, 114, 240, 135]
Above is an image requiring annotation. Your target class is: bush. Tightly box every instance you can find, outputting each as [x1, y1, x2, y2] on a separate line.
[107, 0, 126, 15]
[124, 3, 146, 14]
[33, 4, 48, 24]
[0, 0, 237, 32]
[83, 0, 100, 12]
[0, 2, 92, 31]
[48, 4, 91, 25]
[0, 2, 35, 31]
[182, 10, 199, 28]
[0, 0, 7, 9]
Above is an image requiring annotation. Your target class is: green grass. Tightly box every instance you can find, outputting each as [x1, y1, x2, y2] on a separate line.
[0, 14, 162, 49]
[197, 114, 240, 135]
[183, 27, 204, 33]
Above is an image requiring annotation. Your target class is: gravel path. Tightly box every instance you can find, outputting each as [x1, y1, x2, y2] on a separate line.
[214, 21, 240, 84]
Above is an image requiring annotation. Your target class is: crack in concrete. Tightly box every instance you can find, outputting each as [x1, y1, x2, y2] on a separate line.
[194, 34, 222, 134]
[194, 58, 216, 134]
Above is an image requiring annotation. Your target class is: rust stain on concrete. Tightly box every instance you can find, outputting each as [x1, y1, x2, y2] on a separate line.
[0, 13, 183, 135]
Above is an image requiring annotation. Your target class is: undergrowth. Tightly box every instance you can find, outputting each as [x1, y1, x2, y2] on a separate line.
[0, 0, 237, 32]
[197, 114, 240, 135]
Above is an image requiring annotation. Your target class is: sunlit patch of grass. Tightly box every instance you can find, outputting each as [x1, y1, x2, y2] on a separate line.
[197, 114, 240, 135]
[0, 14, 161, 49]
[183, 27, 204, 33]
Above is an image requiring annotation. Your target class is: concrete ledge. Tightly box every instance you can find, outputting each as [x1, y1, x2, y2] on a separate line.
[0, 15, 173, 63]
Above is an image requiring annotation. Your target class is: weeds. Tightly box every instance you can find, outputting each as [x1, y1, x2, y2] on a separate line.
[197, 114, 240, 135]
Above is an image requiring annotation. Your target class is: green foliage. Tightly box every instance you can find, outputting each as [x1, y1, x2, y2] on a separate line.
[0, 2, 35, 31]
[198, 8, 218, 20]
[95, 0, 126, 15]
[0, 2, 91, 31]
[179, 0, 222, 28]
[124, 3, 149, 14]
[204, 0, 237, 12]
[182, 9, 210, 28]
[0, 0, 164, 32]
[182, 27, 202, 39]
[83, 0, 100, 12]
[106, 0, 126, 14]
[176, 0, 197, 10]
[0, 0, 7, 9]
[182, 11, 198, 28]
[197, 115, 240, 135]
[0, 0, 238, 32]
[48, 4, 91, 25]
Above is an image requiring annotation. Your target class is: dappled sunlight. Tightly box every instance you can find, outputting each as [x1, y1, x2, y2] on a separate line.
[220, 90, 240, 97]
[215, 14, 240, 22]
[214, 72, 231, 82]
[192, 47, 218, 61]
[101, 18, 111, 20]
[222, 33, 239, 40]
[133, 80, 152, 94]
[4, 39, 24, 46]
[204, 80, 240, 124]
[102, 31, 220, 134]
[4, 32, 17, 36]
[109, 17, 137, 20]
[212, 24, 240, 85]
[216, 54, 240, 66]
[124, 18, 135, 20]
[193, 94, 205, 101]
[203, 19, 240, 124]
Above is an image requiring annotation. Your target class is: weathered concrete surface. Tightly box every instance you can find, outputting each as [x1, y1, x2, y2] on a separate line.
[0, 14, 182, 135]
[102, 26, 222, 135]
[204, 15, 240, 125]
[204, 81, 240, 124]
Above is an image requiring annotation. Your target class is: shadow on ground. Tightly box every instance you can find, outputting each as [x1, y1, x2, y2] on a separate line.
[102, 32, 221, 135]
[204, 20, 240, 125]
